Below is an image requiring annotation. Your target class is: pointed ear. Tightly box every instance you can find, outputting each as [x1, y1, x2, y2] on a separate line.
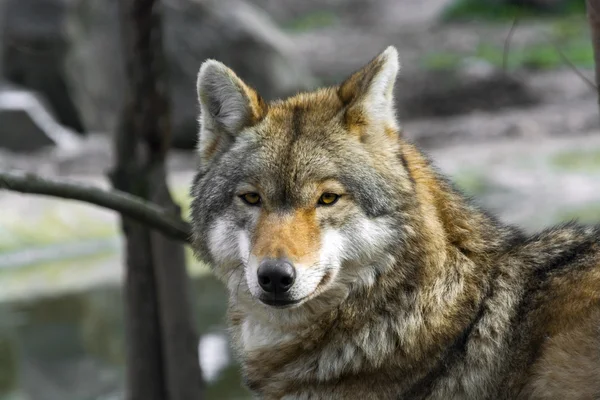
[196, 60, 267, 164]
[338, 46, 400, 132]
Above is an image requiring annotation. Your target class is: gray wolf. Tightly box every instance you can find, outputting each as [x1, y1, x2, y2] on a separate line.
[190, 46, 600, 399]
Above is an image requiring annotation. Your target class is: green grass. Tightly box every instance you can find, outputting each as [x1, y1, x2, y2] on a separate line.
[171, 184, 193, 220]
[0, 251, 115, 280]
[453, 170, 494, 196]
[0, 210, 117, 254]
[549, 149, 600, 172]
[282, 11, 338, 32]
[443, 0, 586, 21]
[421, 53, 465, 70]
[422, 40, 593, 71]
[422, 16, 592, 71]
[0, 184, 192, 255]
[0, 182, 212, 301]
[170, 185, 212, 275]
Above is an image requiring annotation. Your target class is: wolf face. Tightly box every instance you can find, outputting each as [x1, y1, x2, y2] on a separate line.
[190, 46, 600, 399]
[190, 46, 414, 315]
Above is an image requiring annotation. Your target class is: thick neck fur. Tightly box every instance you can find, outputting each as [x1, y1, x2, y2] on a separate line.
[229, 140, 521, 398]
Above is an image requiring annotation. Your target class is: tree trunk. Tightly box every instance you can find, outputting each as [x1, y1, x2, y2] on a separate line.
[588, 0, 600, 105]
[0, 1, 4, 79]
[111, 106, 167, 400]
[113, 0, 204, 399]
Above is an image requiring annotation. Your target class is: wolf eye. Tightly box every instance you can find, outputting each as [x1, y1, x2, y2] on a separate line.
[240, 193, 261, 206]
[318, 193, 340, 206]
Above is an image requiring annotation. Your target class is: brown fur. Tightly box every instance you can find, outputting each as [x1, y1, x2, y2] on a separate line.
[190, 47, 600, 399]
[253, 210, 321, 263]
[521, 309, 600, 400]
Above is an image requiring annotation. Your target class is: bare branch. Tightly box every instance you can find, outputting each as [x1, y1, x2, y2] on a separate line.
[588, 0, 600, 99]
[503, 18, 519, 73]
[0, 171, 192, 244]
[551, 41, 597, 90]
[501, 13, 594, 91]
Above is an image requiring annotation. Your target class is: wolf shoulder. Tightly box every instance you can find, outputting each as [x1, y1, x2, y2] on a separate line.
[512, 222, 600, 400]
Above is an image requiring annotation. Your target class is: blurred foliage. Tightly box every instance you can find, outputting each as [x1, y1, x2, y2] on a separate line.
[205, 364, 252, 399]
[549, 149, 600, 225]
[423, 16, 592, 70]
[0, 184, 196, 275]
[0, 338, 17, 393]
[0, 246, 209, 303]
[282, 11, 338, 32]
[171, 185, 193, 221]
[0, 252, 114, 289]
[443, 0, 586, 21]
[422, 53, 465, 70]
[556, 203, 600, 224]
[80, 290, 126, 366]
[452, 170, 494, 196]
[0, 394, 24, 400]
[0, 305, 23, 399]
[550, 149, 600, 172]
[0, 274, 239, 399]
[0, 313, 18, 396]
[0, 211, 115, 253]
[171, 184, 214, 275]
[0, 181, 193, 256]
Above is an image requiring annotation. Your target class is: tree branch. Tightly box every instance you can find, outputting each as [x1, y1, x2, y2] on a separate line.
[588, 0, 600, 101]
[0, 171, 192, 244]
[502, 18, 519, 73]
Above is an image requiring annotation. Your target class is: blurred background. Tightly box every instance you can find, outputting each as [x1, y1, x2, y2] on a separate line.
[0, 0, 598, 399]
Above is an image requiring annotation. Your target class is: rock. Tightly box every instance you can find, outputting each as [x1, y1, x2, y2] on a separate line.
[0, 85, 80, 152]
[0, 0, 85, 134]
[64, 0, 316, 149]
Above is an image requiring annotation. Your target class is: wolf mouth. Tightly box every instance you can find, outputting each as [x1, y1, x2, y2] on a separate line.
[259, 297, 302, 308]
[258, 270, 335, 309]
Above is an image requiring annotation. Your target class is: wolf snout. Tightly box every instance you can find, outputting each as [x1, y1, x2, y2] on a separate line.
[257, 259, 296, 294]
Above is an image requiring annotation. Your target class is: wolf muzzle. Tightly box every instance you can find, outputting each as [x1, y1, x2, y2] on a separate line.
[256, 258, 299, 307]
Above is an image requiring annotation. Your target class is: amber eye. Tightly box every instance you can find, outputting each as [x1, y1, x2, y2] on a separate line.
[318, 193, 340, 206]
[240, 193, 261, 206]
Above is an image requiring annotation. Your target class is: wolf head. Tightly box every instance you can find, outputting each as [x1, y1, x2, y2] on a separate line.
[190, 46, 416, 316]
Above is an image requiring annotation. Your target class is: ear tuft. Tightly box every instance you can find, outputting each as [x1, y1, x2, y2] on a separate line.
[376, 46, 400, 97]
[197, 60, 261, 134]
[339, 46, 400, 128]
[196, 59, 266, 165]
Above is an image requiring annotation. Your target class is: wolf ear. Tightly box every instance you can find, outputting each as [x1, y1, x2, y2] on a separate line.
[338, 46, 399, 131]
[196, 60, 267, 164]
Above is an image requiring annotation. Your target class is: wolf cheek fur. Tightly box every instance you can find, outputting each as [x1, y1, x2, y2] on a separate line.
[190, 46, 600, 399]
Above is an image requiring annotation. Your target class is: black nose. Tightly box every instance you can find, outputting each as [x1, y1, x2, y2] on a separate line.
[257, 259, 296, 293]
